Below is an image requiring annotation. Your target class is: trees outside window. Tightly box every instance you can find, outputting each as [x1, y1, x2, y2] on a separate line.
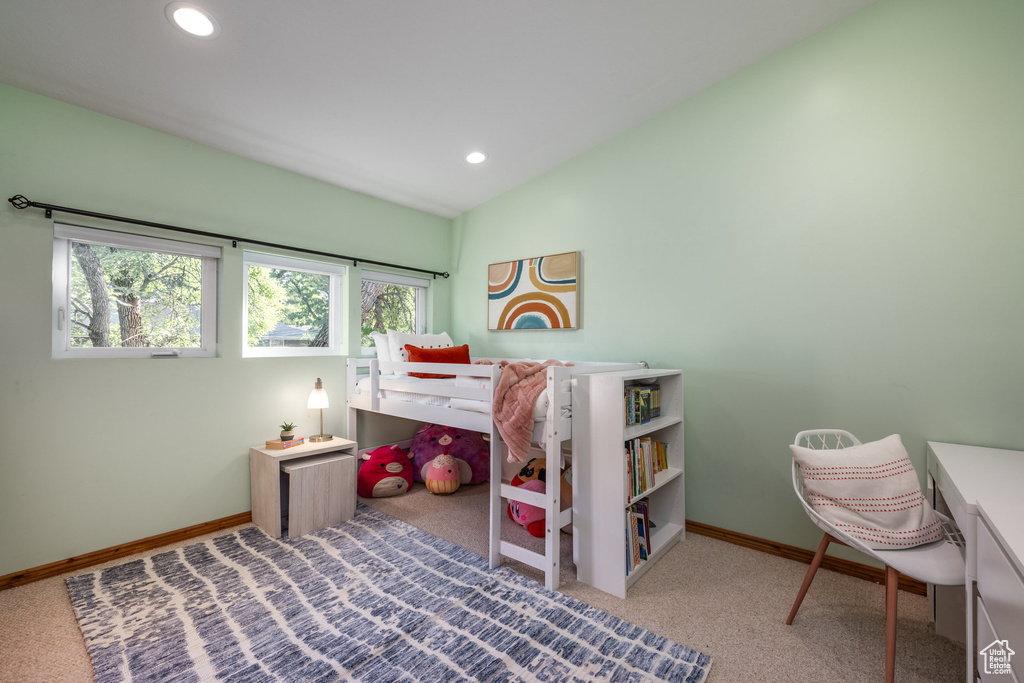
[52, 228, 434, 360]
[243, 253, 343, 357]
[360, 271, 427, 349]
[52, 224, 218, 358]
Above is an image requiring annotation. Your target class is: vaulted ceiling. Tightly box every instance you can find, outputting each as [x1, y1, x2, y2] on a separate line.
[0, 1, 877, 218]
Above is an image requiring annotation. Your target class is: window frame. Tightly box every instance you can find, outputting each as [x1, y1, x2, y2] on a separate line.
[51, 225, 220, 362]
[360, 270, 428, 355]
[52, 223, 220, 359]
[242, 251, 345, 358]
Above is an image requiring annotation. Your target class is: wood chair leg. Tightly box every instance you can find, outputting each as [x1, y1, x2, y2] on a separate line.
[786, 532, 833, 625]
[885, 565, 898, 683]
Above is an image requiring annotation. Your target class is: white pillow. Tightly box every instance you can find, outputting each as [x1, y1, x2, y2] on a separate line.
[790, 434, 944, 550]
[370, 331, 391, 370]
[387, 330, 453, 376]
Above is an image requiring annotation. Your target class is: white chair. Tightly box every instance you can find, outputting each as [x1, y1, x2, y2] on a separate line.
[786, 429, 965, 683]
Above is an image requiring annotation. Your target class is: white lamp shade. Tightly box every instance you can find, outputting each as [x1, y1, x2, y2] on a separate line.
[307, 387, 329, 410]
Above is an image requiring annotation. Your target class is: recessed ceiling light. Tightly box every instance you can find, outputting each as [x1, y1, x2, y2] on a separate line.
[166, 3, 220, 39]
[466, 151, 487, 164]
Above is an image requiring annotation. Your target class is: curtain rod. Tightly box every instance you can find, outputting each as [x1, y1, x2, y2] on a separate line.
[7, 194, 450, 279]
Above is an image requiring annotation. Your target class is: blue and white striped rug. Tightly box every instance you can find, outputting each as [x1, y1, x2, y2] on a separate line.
[67, 504, 712, 682]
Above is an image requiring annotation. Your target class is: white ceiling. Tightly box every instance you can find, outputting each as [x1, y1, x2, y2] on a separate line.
[0, 0, 877, 218]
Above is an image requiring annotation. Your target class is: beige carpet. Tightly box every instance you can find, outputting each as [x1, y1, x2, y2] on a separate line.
[0, 482, 965, 683]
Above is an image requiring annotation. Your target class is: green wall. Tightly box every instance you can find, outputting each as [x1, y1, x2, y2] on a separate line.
[451, 0, 1024, 559]
[4, 0, 1023, 578]
[0, 84, 451, 575]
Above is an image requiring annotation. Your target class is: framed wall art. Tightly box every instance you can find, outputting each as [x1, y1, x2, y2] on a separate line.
[488, 251, 579, 330]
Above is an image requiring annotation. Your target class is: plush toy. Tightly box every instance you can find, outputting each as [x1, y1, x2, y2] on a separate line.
[507, 479, 546, 537]
[411, 424, 489, 485]
[357, 444, 413, 498]
[511, 457, 546, 486]
[424, 453, 461, 495]
[507, 458, 574, 535]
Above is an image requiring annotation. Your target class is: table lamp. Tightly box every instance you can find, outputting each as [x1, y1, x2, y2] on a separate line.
[307, 377, 332, 442]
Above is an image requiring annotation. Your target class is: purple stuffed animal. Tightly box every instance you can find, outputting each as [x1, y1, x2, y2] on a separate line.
[410, 423, 489, 485]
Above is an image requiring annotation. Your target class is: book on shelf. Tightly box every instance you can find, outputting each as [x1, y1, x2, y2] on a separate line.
[625, 444, 633, 500]
[627, 510, 643, 575]
[632, 499, 652, 559]
[265, 437, 305, 450]
[626, 501, 654, 574]
[625, 437, 669, 499]
[624, 383, 660, 426]
[634, 508, 648, 561]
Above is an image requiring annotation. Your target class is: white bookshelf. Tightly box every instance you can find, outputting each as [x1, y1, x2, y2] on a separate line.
[573, 369, 684, 598]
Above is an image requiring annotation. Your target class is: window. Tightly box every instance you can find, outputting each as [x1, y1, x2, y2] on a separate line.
[243, 252, 344, 357]
[360, 270, 428, 353]
[52, 224, 220, 358]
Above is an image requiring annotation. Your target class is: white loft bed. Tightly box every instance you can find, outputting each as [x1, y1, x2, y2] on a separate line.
[346, 356, 645, 591]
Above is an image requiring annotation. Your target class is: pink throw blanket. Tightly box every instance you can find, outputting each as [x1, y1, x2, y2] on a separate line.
[480, 359, 567, 462]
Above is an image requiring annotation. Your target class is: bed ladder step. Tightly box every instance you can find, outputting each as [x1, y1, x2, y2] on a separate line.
[499, 541, 547, 571]
[500, 482, 549, 508]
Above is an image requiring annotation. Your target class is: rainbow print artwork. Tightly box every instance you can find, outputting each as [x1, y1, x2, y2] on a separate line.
[488, 251, 579, 330]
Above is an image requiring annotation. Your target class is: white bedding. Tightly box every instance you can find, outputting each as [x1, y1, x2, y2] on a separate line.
[353, 368, 580, 460]
[354, 375, 550, 422]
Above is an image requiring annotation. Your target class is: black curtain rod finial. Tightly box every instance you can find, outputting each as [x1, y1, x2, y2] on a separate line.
[9, 194, 31, 210]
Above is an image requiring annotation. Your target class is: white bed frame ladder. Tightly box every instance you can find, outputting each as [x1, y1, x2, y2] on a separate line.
[346, 357, 645, 592]
[489, 364, 574, 591]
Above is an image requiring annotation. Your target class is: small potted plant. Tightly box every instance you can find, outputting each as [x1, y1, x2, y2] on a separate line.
[280, 422, 297, 442]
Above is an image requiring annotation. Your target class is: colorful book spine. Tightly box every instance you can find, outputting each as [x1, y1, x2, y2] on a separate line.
[626, 437, 669, 499]
[634, 508, 648, 561]
[626, 501, 656, 574]
[627, 510, 642, 574]
[631, 500, 652, 559]
[625, 383, 663, 427]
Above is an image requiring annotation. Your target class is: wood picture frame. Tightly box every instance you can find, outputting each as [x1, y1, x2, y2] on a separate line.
[487, 251, 579, 330]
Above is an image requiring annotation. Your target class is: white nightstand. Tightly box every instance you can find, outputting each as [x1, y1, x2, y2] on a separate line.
[249, 436, 358, 538]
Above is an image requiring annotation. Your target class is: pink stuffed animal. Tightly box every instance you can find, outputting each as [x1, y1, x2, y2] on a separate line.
[507, 479, 546, 537]
[357, 445, 413, 498]
[424, 453, 461, 495]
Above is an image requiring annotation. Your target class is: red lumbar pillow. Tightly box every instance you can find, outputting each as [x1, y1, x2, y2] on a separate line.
[404, 343, 471, 378]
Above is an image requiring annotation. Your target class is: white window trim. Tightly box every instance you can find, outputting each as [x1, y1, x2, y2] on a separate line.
[242, 251, 345, 358]
[360, 270, 429, 355]
[362, 271, 430, 289]
[52, 224, 220, 359]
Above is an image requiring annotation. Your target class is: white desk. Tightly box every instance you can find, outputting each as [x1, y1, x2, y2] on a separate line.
[927, 442, 1024, 682]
